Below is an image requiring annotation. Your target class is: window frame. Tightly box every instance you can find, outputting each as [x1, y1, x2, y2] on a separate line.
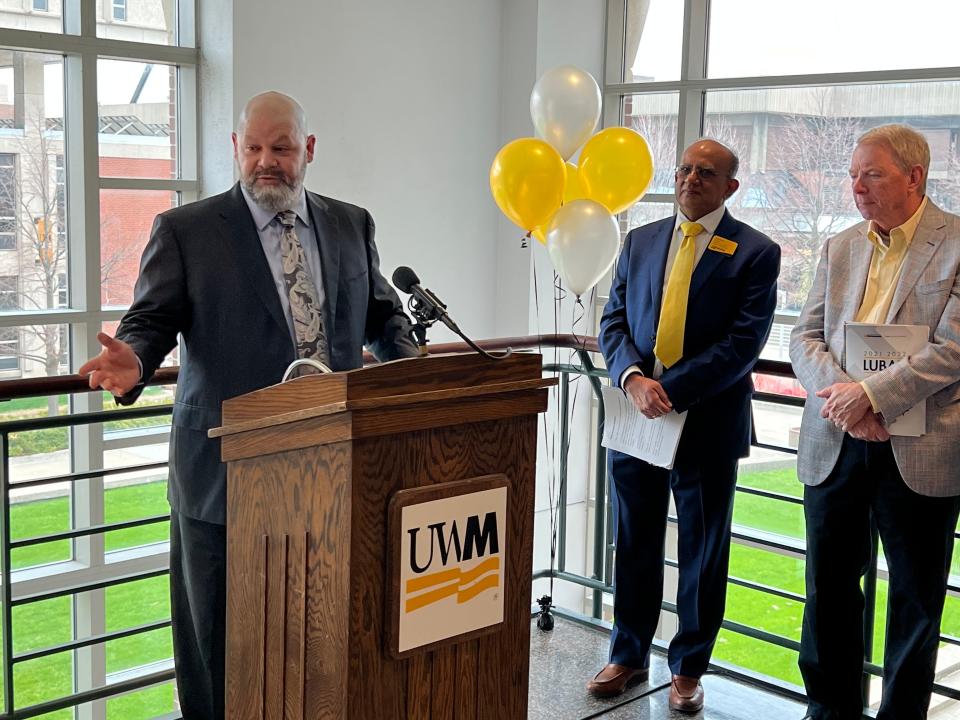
[0, 1, 199, 716]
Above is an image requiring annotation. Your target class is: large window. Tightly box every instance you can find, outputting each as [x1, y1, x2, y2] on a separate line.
[0, 1, 197, 717]
[604, 0, 960, 711]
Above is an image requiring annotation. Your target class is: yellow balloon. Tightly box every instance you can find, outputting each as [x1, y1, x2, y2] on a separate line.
[490, 138, 566, 232]
[563, 162, 585, 204]
[578, 127, 654, 215]
[531, 163, 584, 243]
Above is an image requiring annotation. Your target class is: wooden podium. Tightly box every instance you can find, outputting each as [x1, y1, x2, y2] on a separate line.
[210, 352, 552, 719]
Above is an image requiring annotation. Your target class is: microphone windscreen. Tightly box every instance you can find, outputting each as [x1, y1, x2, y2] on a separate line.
[392, 265, 420, 293]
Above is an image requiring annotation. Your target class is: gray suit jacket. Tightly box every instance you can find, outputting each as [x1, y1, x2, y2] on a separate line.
[790, 200, 960, 497]
[116, 183, 418, 523]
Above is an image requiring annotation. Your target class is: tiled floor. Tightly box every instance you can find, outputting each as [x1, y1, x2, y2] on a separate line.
[528, 617, 807, 720]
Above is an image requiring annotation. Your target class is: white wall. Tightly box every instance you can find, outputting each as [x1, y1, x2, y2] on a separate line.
[223, 0, 503, 342]
[201, 0, 609, 616]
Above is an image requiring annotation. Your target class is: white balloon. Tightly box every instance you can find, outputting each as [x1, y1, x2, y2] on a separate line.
[530, 66, 601, 161]
[545, 199, 620, 298]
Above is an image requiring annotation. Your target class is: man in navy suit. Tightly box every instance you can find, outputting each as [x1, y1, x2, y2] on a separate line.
[591, 139, 780, 712]
[80, 91, 418, 719]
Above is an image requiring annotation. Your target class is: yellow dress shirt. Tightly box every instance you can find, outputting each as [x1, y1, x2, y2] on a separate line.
[855, 197, 927, 411]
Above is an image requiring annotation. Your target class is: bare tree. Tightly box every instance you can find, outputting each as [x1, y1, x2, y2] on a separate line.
[0, 112, 67, 414]
[705, 94, 861, 310]
[625, 108, 677, 228]
[753, 112, 863, 307]
[932, 137, 960, 215]
[0, 111, 128, 413]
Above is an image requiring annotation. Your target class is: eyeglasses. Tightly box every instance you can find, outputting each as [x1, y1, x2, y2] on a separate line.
[675, 164, 727, 180]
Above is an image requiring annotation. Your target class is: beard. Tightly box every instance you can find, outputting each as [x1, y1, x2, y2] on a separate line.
[241, 163, 307, 213]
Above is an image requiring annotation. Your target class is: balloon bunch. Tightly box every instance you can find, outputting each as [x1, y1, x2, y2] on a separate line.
[489, 66, 654, 297]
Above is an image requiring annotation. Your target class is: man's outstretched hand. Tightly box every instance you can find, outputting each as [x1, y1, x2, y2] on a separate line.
[78, 332, 141, 397]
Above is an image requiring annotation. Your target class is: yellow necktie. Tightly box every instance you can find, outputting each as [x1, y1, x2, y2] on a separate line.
[654, 221, 703, 368]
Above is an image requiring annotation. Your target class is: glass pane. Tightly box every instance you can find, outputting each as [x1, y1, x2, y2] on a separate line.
[0, 323, 69, 380]
[11, 597, 72, 714]
[106, 574, 170, 629]
[735, 449, 803, 539]
[10, 487, 71, 570]
[621, 92, 679, 196]
[622, 200, 675, 237]
[709, 0, 960, 78]
[106, 682, 175, 719]
[619, 0, 683, 83]
[0, 0, 63, 33]
[0, 53, 68, 317]
[104, 478, 169, 553]
[704, 82, 960, 322]
[98, 59, 177, 179]
[97, 0, 177, 46]
[100, 190, 177, 307]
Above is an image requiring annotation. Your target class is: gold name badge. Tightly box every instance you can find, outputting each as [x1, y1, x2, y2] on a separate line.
[708, 235, 738, 256]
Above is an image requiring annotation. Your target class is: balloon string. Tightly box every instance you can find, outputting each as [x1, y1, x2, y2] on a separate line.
[534, 255, 559, 605]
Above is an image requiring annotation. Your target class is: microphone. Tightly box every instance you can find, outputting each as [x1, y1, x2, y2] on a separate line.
[392, 266, 462, 334]
[392, 266, 510, 361]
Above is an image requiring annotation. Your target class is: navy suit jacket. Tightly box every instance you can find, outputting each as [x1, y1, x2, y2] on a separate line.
[116, 183, 418, 523]
[599, 210, 780, 460]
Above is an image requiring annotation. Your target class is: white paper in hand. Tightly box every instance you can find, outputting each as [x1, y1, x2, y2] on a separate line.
[600, 385, 687, 469]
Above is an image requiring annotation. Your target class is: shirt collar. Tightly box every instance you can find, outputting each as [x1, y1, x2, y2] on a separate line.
[867, 195, 927, 254]
[240, 184, 311, 232]
[675, 204, 726, 239]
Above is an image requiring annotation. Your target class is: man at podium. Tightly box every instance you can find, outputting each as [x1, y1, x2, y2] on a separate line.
[79, 91, 418, 719]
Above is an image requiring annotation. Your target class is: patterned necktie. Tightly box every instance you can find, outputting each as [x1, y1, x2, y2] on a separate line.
[277, 210, 329, 364]
[654, 221, 704, 368]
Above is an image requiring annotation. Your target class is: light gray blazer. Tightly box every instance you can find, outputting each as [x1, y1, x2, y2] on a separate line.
[789, 200, 960, 497]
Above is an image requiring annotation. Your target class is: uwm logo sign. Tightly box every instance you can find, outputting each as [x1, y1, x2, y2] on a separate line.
[388, 476, 508, 656]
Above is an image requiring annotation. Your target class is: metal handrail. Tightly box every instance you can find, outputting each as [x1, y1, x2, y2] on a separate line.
[2, 335, 945, 716]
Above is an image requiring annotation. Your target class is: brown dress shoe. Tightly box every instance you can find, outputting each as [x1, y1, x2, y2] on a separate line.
[668, 674, 704, 713]
[586, 663, 650, 697]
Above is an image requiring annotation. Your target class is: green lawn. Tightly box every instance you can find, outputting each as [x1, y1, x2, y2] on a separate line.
[716, 465, 960, 690]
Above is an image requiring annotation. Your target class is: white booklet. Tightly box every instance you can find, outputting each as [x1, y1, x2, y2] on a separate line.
[844, 322, 929, 437]
[600, 385, 687, 469]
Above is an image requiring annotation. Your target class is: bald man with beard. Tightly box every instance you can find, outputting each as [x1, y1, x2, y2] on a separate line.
[81, 91, 417, 718]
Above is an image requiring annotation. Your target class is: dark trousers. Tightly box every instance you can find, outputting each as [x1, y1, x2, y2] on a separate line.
[607, 449, 739, 678]
[800, 436, 960, 720]
[170, 509, 227, 720]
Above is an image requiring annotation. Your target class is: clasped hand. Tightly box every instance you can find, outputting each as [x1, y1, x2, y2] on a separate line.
[816, 382, 889, 442]
[624, 374, 672, 419]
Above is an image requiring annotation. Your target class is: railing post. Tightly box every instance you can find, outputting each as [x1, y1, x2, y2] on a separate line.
[1, 431, 14, 715]
[557, 371, 569, 574]
[577, 349, 610, 621]
[862, 519, 880, 709]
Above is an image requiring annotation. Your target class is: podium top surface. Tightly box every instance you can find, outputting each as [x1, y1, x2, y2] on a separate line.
[210, 351, 554, 441]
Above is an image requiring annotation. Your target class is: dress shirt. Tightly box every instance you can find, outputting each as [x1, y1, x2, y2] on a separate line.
[240, 185, 326, 346]
[621, 204, 727, 386]
[856, 196, 927, 324]
[855, 196, 927, 413]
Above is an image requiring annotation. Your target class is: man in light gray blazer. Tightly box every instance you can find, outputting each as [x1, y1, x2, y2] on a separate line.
[790, 124, 960, 720]
[80, 92, 418, 719]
